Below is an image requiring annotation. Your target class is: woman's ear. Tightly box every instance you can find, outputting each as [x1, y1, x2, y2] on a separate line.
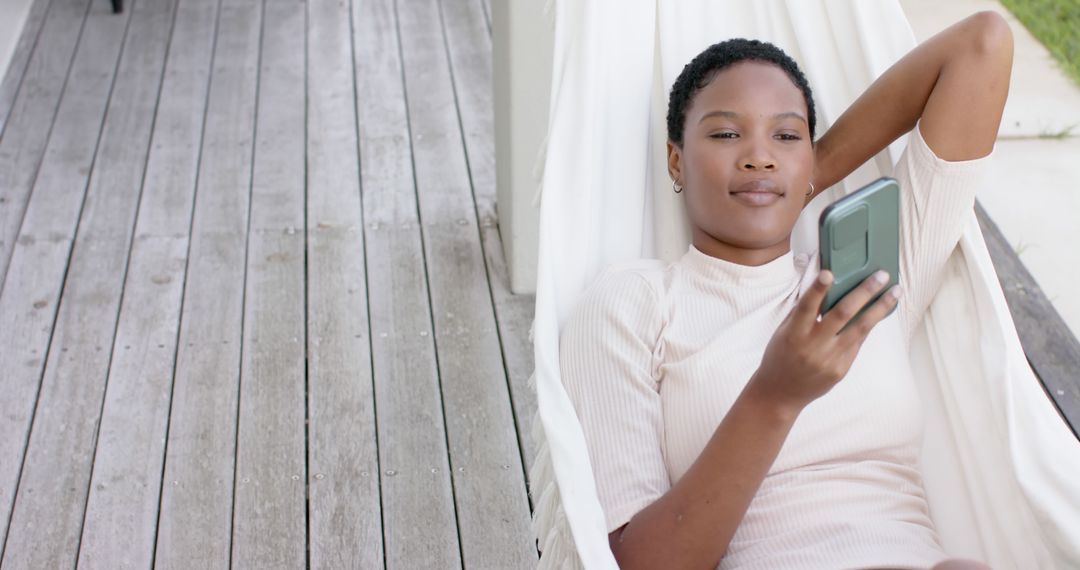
[666, 140, 682, 183]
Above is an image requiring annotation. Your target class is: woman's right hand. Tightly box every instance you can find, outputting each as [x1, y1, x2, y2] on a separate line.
[748, 268, 901, 415]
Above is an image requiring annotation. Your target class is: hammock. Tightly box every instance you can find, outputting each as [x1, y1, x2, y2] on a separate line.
[528, 1, 1080, 568]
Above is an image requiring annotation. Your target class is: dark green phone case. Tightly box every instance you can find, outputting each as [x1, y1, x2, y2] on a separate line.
[818, 177, 900, 323]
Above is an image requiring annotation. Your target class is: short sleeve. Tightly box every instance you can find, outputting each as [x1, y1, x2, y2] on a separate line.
[893, 121, 993, 342]
[559, 267, 670, 534]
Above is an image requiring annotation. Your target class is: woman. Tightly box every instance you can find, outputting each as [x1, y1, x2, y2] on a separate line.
[560, 11, 1013, 570]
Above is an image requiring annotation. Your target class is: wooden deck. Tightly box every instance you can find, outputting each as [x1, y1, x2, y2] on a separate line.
[0, 0, 538, 567]
[3, 0, 1079, 567]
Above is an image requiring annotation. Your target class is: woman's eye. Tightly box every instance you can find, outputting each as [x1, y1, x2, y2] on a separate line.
[710, 132, 737, 139]
[776, 133, 801, 141]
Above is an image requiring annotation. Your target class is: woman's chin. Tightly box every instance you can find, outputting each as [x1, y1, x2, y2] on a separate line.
[697, 227, 792, 251]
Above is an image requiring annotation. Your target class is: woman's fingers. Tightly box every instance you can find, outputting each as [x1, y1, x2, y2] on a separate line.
[837, 283, 902, 346]
[820, 270, 891, 336]
[791, 269, 833, 330]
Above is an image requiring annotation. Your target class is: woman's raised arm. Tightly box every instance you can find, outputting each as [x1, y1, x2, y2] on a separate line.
[809, 11, 1013, 199]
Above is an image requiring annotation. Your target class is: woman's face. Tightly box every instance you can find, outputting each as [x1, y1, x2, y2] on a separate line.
[668, 61, 814, 258]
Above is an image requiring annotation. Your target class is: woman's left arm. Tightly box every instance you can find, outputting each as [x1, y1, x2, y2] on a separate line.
[809, 10, 1013, 197]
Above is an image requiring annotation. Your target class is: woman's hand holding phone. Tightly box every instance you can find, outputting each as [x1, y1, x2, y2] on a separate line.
[746, 268, 902, 417]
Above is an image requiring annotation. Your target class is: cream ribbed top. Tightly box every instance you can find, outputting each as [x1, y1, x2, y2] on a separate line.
[559, 124, 992, 570]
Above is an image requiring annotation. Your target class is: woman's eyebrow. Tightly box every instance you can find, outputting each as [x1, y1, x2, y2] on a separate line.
[698, 110, 740, 123]
[698, 110, 807, 124]
[772, 111, 807, 124]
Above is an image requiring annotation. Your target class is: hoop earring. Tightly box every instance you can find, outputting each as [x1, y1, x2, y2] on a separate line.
[673, 180, 683, 194]
[805, 182, 815, 197]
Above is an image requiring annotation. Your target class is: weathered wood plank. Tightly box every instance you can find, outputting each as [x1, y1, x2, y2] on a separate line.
[0, 0, 133, 558]
[0, 0, 177, 565]
[0, 0, 54, 135]
[76, 0, 221, 565]
[230, 0, 307, 567]
[354, 0, 460, 566]
[440, 0, 538, 484]
[233, 230, 307, 566]
[975, 202, 1080, 437]
[15, 2, 179, 561]
[152, 0, 262, 565]
[479, 221, 537, 480]
[0, 0, 92, 288]
[304, 0, 382, 566]
[397, 0, 535, 565]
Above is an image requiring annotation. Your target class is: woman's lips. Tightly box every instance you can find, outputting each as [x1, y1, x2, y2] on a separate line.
[731, 191, 782, 206]
[730, 180, 783, 206]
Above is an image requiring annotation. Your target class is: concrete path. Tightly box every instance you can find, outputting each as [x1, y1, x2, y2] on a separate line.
[902, 0, 1080, 340]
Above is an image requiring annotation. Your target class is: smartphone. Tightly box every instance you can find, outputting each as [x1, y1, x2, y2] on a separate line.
[818, 176, 900, 324]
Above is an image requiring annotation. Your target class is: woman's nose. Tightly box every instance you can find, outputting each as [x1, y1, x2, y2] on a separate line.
[738, 144, 777, 171]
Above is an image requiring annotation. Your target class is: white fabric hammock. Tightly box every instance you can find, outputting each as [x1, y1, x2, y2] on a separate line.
[528, 1, 1080, 568]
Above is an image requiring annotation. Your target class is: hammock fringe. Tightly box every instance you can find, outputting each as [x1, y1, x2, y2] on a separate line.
[531, 388, 586, 570]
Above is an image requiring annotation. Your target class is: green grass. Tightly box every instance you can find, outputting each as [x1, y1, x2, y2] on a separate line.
[1038, 123, 1078, 138]
[999, 0, 1080, 87]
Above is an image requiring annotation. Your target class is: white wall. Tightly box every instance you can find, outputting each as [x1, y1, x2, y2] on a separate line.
[0, 0, 36, 86]
[492, 0, 553, 295]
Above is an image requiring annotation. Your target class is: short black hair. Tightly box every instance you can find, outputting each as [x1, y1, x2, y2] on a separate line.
[667, 38, 816, 146]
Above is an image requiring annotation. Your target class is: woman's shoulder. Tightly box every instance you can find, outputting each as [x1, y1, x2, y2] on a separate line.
[568, 258, 674, 324]
[589, 258, 672, 301]
[561, 260, 670, 357]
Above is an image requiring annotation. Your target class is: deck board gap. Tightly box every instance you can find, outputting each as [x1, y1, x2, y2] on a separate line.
[391, 0, 469, 564]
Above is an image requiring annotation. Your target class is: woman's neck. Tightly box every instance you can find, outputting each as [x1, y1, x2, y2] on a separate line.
[691, 229, 792, 267]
